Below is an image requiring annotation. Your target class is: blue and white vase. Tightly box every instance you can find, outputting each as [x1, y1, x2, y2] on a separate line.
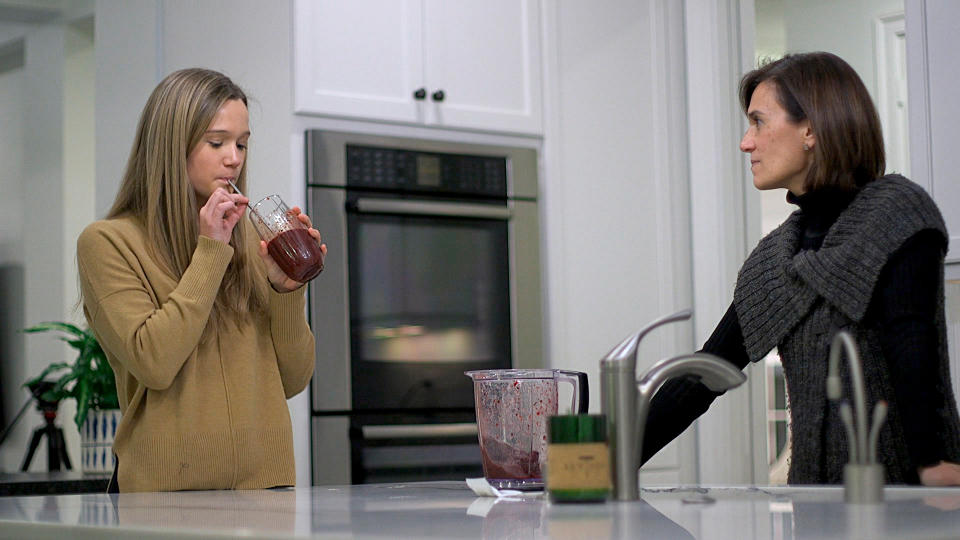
[81, 409, 121, 474]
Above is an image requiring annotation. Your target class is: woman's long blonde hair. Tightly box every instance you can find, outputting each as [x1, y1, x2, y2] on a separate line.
[108, 68, 267, 328]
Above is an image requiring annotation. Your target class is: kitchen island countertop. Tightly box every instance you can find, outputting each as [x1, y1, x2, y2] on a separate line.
[1, 481, 960, 539]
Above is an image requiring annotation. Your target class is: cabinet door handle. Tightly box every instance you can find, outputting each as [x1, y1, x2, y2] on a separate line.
[431, 89, 445, 102]
[413, 87, 427, 100]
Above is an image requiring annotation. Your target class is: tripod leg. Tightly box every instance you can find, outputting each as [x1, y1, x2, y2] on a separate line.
[46, 423, 61, 471]
[20, 428, 44, 471]
[56, 428, 72, 470]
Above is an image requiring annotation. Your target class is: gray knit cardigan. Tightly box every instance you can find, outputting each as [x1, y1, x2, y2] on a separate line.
[733, 175, 960, 484]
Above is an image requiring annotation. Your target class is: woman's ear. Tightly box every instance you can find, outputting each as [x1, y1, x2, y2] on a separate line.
[801, 121, 815, 151]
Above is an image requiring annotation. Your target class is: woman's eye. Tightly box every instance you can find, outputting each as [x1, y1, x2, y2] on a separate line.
[237, 142, 247, 151]
[209, 141, 223, 148]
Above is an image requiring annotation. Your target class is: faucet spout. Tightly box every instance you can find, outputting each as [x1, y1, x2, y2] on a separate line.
[634, 353, 746, 488]
[602, 339, 746, 500]
[600, 309, 692, 371]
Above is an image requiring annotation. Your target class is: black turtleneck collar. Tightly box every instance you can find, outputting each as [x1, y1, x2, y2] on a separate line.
[786, 188, 859, 251]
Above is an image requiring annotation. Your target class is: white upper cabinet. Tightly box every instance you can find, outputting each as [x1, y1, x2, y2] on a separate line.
[294, 0, 543, 135]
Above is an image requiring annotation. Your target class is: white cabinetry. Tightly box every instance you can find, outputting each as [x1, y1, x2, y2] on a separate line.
[294, 0, 542, 135]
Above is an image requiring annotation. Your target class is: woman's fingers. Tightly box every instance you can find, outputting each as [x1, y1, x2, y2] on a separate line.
[258, 240, 305, 293]
[199, 188, 248, 243]
[290, 206, 314, 229]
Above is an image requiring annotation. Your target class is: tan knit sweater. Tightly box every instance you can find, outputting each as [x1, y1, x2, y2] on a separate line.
[77, 216, 315, 492]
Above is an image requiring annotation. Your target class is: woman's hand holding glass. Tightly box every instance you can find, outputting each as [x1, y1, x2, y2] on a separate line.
[199, 187, 249, 244]
[257, 206, 327, 293]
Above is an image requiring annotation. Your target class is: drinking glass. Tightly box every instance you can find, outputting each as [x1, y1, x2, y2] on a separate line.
[248, 194, 324, 283]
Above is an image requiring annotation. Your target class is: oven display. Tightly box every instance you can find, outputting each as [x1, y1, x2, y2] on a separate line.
[416, 155, 441, 187]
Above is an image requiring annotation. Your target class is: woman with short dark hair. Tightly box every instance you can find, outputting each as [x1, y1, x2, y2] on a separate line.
[738, 51, 886, 193]
[642, 52, 960, 486]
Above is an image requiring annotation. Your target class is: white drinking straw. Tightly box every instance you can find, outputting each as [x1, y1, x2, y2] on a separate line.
[226, 179, 245, 199]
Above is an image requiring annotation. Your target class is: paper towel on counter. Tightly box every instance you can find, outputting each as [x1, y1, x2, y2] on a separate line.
[465, 477, 522, 498]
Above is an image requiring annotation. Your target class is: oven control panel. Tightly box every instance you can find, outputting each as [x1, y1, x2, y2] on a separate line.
[346, 145, 507, 197]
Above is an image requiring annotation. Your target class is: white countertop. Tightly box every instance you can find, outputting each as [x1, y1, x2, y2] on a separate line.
[1, 481, 960, 539]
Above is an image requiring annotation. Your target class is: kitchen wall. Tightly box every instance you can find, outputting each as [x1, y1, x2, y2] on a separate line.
[0, 23, 26, 473]
[0, 9, 93, 472]
[542, 1, 700, 484]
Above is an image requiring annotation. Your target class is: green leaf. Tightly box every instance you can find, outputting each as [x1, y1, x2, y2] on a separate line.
[74, 382, 91, 431]
[22, 322, 85, 338]
[22, 321, 119, 431]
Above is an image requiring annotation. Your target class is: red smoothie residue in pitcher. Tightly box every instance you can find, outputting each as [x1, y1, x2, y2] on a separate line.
[479, 436, 541, 480]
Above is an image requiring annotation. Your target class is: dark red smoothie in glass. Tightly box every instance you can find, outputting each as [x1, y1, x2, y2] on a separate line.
[266, 228, 324, 282]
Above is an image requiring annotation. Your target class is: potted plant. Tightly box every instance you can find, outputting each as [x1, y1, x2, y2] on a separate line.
[23, 321, 120, 473]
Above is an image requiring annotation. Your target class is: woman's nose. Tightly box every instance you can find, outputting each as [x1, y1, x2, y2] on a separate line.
[224, 146, 243, 166]
[740, 131, 754, 153]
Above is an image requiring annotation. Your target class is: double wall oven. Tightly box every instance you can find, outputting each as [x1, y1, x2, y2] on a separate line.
[306, 131, 543, 485]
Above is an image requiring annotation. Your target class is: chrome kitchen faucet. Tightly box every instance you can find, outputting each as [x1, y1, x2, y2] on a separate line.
[600, 309, 747, 501]
[826, 330, 887, 504]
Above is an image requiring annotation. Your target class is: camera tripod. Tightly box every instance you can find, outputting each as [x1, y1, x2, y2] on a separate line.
[19, 390, 71, 472]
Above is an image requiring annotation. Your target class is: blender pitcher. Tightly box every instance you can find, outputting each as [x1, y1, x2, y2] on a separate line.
[465, 369, 589, 490]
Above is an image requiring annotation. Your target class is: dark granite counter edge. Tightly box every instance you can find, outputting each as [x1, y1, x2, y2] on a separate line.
[0, 472, 110, 496]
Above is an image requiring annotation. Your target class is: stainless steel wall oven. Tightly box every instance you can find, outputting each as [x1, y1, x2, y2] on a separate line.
[306, 131, 542, 485]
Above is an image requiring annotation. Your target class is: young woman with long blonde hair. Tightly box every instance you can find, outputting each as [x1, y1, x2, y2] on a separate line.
[78, 68, 323, 492]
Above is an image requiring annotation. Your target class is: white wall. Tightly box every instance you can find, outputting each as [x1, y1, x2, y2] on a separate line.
[93, 0, 159, 218]
[58, 18, 95, 467]
[0, 24, 27, 474]
[0, 11, 94, 472]
[781, 0, 903, 100]
[0, 29, 24, 266]
[543, 0, 698, 484]
[906, 0, 960, 270]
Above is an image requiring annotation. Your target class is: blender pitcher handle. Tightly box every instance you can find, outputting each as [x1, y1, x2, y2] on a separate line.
[557, 370, 590, 414]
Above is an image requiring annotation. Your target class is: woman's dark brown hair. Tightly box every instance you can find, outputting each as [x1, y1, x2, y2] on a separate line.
[739, 52, 885, 192]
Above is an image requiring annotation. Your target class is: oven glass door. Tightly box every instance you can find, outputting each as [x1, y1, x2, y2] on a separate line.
[347, 207, 511, 410]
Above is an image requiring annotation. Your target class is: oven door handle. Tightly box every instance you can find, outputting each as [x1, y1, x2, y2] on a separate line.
[361, 423, 478, 440]
[352, 198, 512, 220]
